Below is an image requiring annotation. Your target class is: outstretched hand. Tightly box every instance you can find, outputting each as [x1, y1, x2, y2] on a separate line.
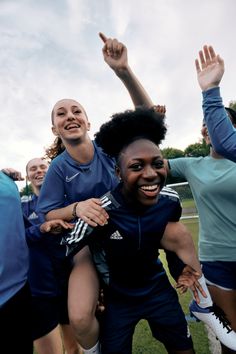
[99, 32, 128, 74]
[40, 219, 74, 234]
[176, 265, 207, 304]
[195, 45, 225, 91]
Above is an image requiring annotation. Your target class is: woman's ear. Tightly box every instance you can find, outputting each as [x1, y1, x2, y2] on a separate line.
[25, 174, 30, 183]
[115, 165, 121, 180]
[87, 121, 91, 131]
[51, 125, 59, 137]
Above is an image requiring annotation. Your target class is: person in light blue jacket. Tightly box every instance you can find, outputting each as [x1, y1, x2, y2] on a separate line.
[167, 117, 236, 352]
[0, 170, 33, 354]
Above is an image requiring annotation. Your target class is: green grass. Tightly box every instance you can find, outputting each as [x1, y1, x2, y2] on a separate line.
[132, 218, 210, 353]
[133, 319, 210, 353]
[182, 198, 196, 209]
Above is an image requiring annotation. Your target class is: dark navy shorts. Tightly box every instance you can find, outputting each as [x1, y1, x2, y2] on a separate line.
[31, 294, 69, 340]
[100, 277, 193, 353]
[201, 261, 236, 290]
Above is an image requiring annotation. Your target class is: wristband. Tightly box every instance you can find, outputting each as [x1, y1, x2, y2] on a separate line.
[72, 202, 79, 218]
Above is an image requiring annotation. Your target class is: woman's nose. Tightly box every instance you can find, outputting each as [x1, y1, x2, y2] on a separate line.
[143, 166, 156, 178]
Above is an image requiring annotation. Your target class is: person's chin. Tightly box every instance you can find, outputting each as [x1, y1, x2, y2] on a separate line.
[139, 196, 158, 207]
[36, 181, 44, 187]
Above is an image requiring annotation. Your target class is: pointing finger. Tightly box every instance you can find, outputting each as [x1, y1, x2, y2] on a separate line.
[99, 32, 107, 43]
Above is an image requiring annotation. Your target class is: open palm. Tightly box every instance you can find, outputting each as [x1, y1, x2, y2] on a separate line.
[195, 45, 224, 91]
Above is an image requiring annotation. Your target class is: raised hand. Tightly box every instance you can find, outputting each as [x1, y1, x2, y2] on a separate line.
[99, 32, 153, 108]
[195, 45, 225, 91]
[99, 32, 128, 74]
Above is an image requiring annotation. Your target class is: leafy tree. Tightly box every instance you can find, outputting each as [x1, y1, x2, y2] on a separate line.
[161, 147, 185, 159]
[184, 139, 210, 157]
[161, 148, 186, 185]
[163, 140, 209, 185]
[20, 183, 33, 197]
[229, 100, 236, 111]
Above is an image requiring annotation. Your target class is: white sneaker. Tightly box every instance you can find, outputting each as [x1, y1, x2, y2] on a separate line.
[189, 300, 236, 350]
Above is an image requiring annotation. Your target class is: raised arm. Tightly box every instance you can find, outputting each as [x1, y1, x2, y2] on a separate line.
[196, 45, 236, 162]
[99, 32, 154, 108]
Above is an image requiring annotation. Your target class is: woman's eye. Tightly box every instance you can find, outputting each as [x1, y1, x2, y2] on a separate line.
[130, 164, 142, 171]
[153, 161, 164, 169]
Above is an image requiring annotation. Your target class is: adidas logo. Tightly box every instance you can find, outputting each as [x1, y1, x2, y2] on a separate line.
[110, 230, 123, 240]
[28, 212, 38, 220]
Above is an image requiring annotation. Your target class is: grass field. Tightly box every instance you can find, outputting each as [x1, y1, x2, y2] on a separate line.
[182, 199, 196, 209]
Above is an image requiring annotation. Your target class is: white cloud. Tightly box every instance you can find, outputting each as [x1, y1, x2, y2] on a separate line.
[0, 0, 236, 191]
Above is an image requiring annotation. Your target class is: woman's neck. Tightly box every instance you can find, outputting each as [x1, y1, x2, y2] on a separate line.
[64, 137, 94, 164]
[32, 186, 40, 196]
[210, 148, 224, 159]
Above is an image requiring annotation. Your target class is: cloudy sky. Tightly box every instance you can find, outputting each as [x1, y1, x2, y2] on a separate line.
[1, 0, 236, 190]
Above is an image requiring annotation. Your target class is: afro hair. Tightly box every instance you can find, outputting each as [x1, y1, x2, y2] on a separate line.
[94, 107, 167, 159]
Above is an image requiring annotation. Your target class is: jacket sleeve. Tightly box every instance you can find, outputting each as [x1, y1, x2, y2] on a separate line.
[203, 87, 236, 162]
[23, 214, 47, 244]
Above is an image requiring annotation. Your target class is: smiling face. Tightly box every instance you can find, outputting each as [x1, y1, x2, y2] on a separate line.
[26, 158, 49, 195]
[51, 99, 91, 145]
[117, 139, 167, 207]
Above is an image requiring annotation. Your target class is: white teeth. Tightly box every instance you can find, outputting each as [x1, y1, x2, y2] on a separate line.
[66, 124, 80, 129]
[141, 185, 158, 191]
